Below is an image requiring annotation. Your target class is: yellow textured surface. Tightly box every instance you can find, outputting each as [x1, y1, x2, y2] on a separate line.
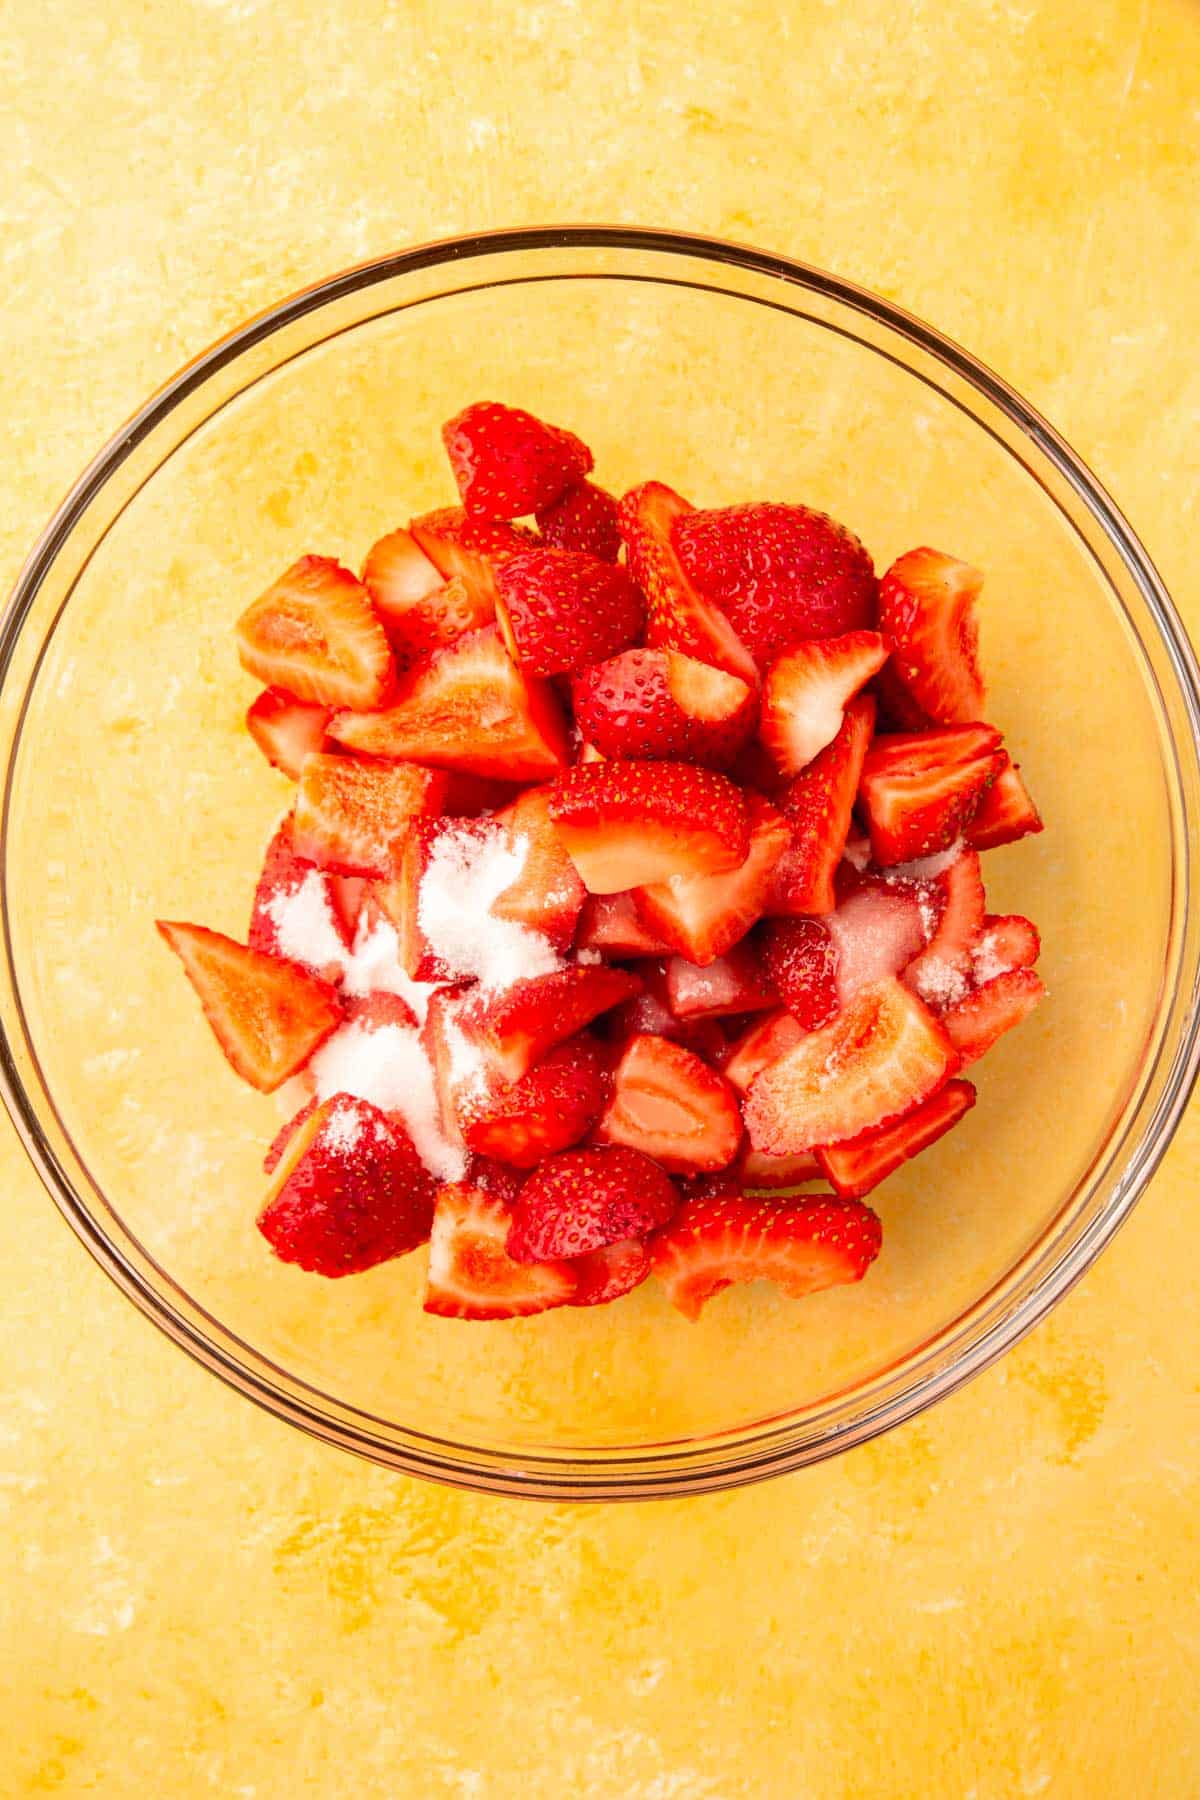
[2, 1, 1200, 1793]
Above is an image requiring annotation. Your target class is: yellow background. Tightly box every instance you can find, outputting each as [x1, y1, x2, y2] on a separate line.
[3, 1, 1199, 1792]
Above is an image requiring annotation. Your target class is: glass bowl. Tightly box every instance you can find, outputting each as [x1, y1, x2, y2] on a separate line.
[3, 227, 1198, 1500]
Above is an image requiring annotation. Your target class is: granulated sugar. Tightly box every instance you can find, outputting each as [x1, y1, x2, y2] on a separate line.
[417, 823, 561, 991]
[971, 929, 1009, 985]
[311, 1019, 466, 1182]
[266, 869, 347, 971]
[340, 916, 439, 1022]
[886, 841, 963, 884]
[909, 954, 969, 1009]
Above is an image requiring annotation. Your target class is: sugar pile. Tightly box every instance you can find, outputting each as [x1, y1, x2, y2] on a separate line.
[311, 1020, 466, 1182]
[266, 870, 349, 974]
[417, 824, 561, 991]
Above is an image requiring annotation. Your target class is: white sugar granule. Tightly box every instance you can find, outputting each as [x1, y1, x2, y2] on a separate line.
[575, 946, 603, 965]
[842, 834, 872, 873]
[323, 1098, 366, 1156]
[444, 1014, 493, 1108]
[266, 870, 347, 971]
[265, 879, 439, 1022]
[417, 824, 560, 991]
[311, 1020, 466, 1182]
[887, 840, 964, 884]
[340, 915, 439, 1022]
[910, 954, 969, 1009]
[971, 930, 1010, 985]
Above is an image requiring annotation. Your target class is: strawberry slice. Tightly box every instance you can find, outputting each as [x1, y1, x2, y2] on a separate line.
[490, 785, 587, 950]
[765, 693, 875, 916]
[328, 626, 569, 780]
[673, 501, 879, 665]
[536, 479, 621, 562]
[744, 976, 958, 1153]
[595, 1033, 742, 1173]
[942, 968, 1046, 1069]
[442, 400, 593, 520]
[344, 990, 418, 1031]
[575, 891, 672, 959]
[292, 753, 447, 877]
[363, 529, 494, 671]
[494, 548, 645, 678]
[236, 554, 395, 711]
[664, 939, 777, 1020]
[409, 507, 536, 611]
[723, 1009, 809, 1096]
[904, 848, 986, 1010]
[618, 482, 758, 683]
[379, 816, 500, 980]
[826, 882, 928, 1008]
[264, 1096, 320, 1174]
[157, 920, 341, 1092]
[419, 984, 476, 1140]
[758, 919, 839, 1029]
[572, 648, 755, 769]
[965, 755, 1044, 850]
[423, 1167, 576, 1318]
[729, 737, 790, 801]
[549, 761, 750, 894]
[733, 1144, 823, 1190]
[878, 547, 986, 725]
[568, 1238, 652, 1307]
[249, 822, 349, 979]
[650, 1188, 882, 1320]
[456, 965, 642, 1083]
[859, 724, 1005, 865]
[971, 913, 1041, 981]
[632, 790, 789, 963]
[458, 1036, 610, 1168]
[246, 689, 331, 780]
[507, 1144, 678, 1262]
[258, 1093, 437, 1275]
[602, 987, 729, 1063]
[759, 631, 889, 774]
[815, 1078, 977, 1198]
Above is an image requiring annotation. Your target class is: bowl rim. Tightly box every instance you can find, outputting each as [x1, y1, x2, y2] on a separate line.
[3, 223, 1199, 1499]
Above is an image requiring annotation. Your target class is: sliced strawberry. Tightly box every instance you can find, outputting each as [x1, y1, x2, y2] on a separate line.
[410, 507, 537, 611]
[507, 1144, 678, 1262]
[456, 965, 642, 1083]
[859, 725, 1005, 865]
[264, 1096, 320, 1174]
[618, 482, 758, 683]
[744, 976, 958, 1153]
[419, 984, 476, 1140]
[826, 883, 927, 1008]
[249, 822, 349, 979]
[765, 693, 875, 916]
[664, 939, 777, 1020]
[879, 547, 986, 725]
[292, 753, 447, 877]
[965, 755, 1044, 850]
[595, 1033, 742, 1173]
[904, 848, 986, 1010]
[423, 1169, 576, 1318]
[729, 737, 790, 801]
[329, 874, 369, 942]
[439, 771, 523, 816]
[873, 658, 934, 732]
[490, 785, 587, 951]
[632, 790, 789, 964]
[536, 479, 621, 562]
[549, 761, 749, 895]
[236, 554, 395, 711]
[602, 988, 729, 1062]
[344, 990, 418, 1032]
[246, 689, 332, 779]
[673, 501, 878, 665]
[442, 400, 593, 520]
[379, 815, 500, 980]
[360, 527, 495, 670]
[572, 648, 756, 769]
[723, 1008, 809, 1096]
[942, 968, 1046, 1069]
[494, 548, 644, 678]
[733, 1144, 824, 1190]
[816, 1078, 977, 1198]
[158, 920, 341, 1093]
[972, 913, 1041, 981]
[458, 1036, 610, 1168]
[328, 626, 569, 780]
[759, 631, 889, 775]
[568, 1238, 652, 1307]
[757, 919, 839, 1030]
[650, 1188, 882, 1320]
[575, 891, 672, 959]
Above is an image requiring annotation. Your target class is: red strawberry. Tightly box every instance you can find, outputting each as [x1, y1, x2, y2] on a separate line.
[549, 761, 750, 895]
[423, 1169, 577, 1318]
[595, 1033, 742, 1173]
[673, 501, 878, 665]
[631, 790, 789, 963]
[575, 891, 672, 959]
[765, 693, 875, 915]
[246, 689, 331, 780]
[733, 1144, 823, 1190]
[815, 1077, 976, 1199]
[759, 631, 889, 775]
[249, 822, 349, 980]
[858, 725, 1006, 865]
[360, 527, 495, 670]
[258, 1094, 436, 1276]
[158, 920, 342, 1092]
[490, 785, 587, 951]
[456, 965, 642, 1083]
[292, 753, 447, 877]
[972, 913, 1041, 981]
[826, 882, 928, 1008]
[458, 1036, 610, 1168]
[344, 990, 418, 1031]
[650, 1188, 882, 1320]
[328, 626, 569, 780]
[410, 507, 537, 611]
[904, 848, 986, 1010]
[236, 555, 395, 711]
[965, 755, 1044, 850]
[442, 400, 593, 520]
[507, 1144, 678, 1262]
[723, 1009, 809, 1096]
[729, 736, 790, 801]
[942, 968, 1046, 1069]
[264, 1096, 320, 1174]
[878, 547, 986, 725]
[419, 984, 476, 1140]
[758, 919, 839, 1030]
[618, 482, 758, 683]
[602, 987, 729, 1062]
[572, 648, 756, 769]
[744, 976, 958, 1153]
[494, 547, 644, 678]
[536, 479, 622, 561]
[379, 816, 498, 980]
[664, 939, 777, 1020]
[439, 771, 524, 816]
[568, 1238, 652, 1307]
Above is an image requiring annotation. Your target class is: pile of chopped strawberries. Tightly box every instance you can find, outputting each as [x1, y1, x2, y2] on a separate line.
[158, 399, 1045, 1322]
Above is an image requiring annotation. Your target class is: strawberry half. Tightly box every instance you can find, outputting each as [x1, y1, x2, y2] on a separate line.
[572, 648, 756, 769]
[650, 1188, 882, 1321]
[759, 631, 889, 775]
[965, 755, 1044, 850]
[507, 1144, 678, 1262]
[878, 547, 986, 725]
[765, 693, 875, 915]
[815, 1078, 977, 1198]
[536, 479, 621, 562]
[490, 785, 587, 950]
[328, 626, 569, 780]
[859, 724, 1005, 865]
[595, 1033, 742, 1173]
[424, 1168, 577, 1319]
[757, 918, 839, 1030]
[236, 554, 395, 711]
[249, 822, 349, 980]
[733, 1144, 824, 1190]
[158, 920, 341, 1092]
[246, 689, 331, 780]
[258, 1094, 436, 1276]
[618, 482, 758, 683]
[575, 891, 672, 959]
[673, 501, 879, 665]
[942, 968, 1046, 1069]
[744, 976, 958, 1153]
[456, 964, 642, 1083]
[494, 548, 644, 678]
[663, 938, 777, 1019]
[904, 848, 986, 1010]
[363, 528, 493, 670]
[409, 507, 536, 612]
[442, 400, 593, 520]
[458, 1036, 610, 1168]
[723, 1009, 809, 1096]
[568, 1238, 652, 1307]
[632, 790, 789, 963]
[972, 913, 1041, 982]
[549, 760, 750, 894]
[292, 753, 447, 877]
